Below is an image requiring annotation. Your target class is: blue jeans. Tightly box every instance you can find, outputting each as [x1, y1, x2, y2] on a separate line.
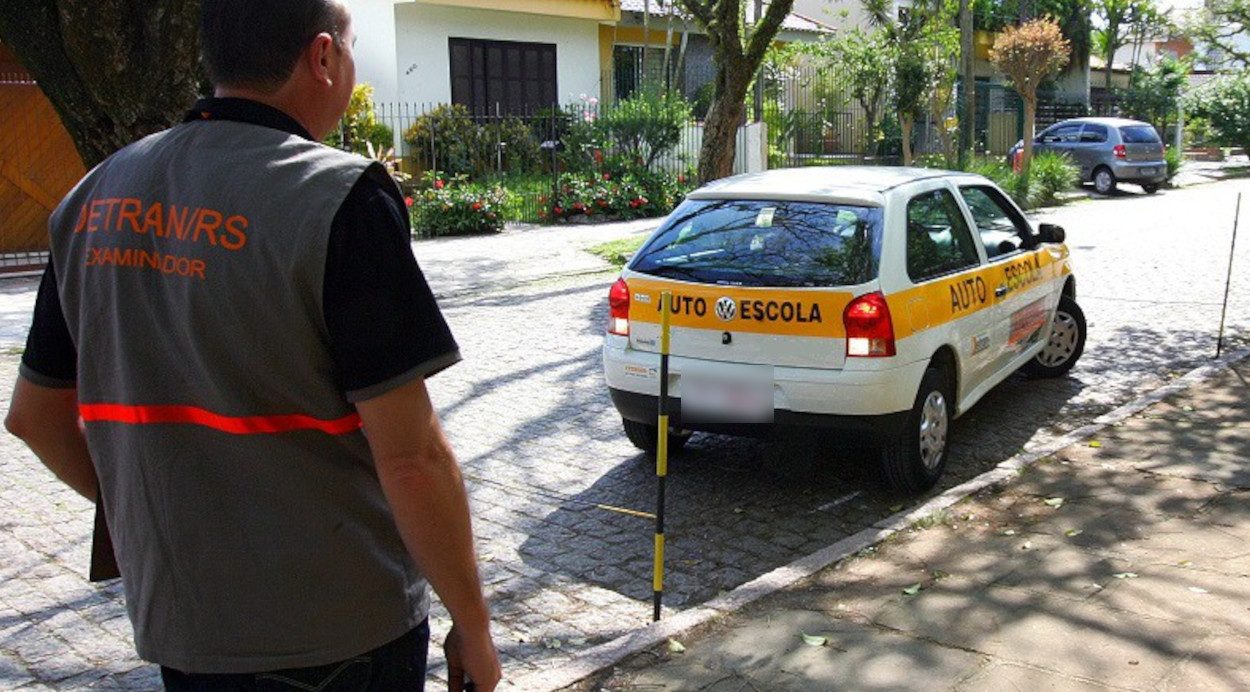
[160, 621, 429, 691]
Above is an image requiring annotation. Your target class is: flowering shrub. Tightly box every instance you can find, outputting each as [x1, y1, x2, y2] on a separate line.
[411, 172, 511, 236]
[545, 167, 696, 222]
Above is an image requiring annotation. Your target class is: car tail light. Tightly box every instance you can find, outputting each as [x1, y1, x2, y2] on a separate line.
[843, 292, 895, 357]
[1113, 144, 1127, 158]
[608, 278, 630, 336]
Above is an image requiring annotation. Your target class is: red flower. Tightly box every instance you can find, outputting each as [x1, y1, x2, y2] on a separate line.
[404, 196, 414, 207]
[678, 174, 686, 183]
[554, 206, 563, 214]
[472, 201, 482, 211]
[594, 149, 603, 163]
[573, 202, 584, 210]
[434, 179, 445, 189]
[598, 199, 608, 207]
[603, 173, 610, 180]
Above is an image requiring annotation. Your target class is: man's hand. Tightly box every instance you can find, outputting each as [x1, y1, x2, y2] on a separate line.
[444, 623, 500, 692]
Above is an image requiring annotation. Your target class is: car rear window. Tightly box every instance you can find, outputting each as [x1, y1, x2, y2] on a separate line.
[630, 199, 883, 287]
[1120, 125, 1161, 143]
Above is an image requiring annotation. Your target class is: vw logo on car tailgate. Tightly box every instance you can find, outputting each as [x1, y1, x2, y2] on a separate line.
[714, 296, 737, 321]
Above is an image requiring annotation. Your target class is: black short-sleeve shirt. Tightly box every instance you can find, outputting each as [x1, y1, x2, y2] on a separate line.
[21, 98, 459, 401]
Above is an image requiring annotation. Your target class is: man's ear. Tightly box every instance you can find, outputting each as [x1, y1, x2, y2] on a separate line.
[306, 32, 337, 86]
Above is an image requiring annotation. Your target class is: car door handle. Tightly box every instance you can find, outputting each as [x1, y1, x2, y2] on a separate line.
[995, 285, 1008, 298]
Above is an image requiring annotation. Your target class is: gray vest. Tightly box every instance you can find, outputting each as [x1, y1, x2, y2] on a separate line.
[49, 119, 428, 673]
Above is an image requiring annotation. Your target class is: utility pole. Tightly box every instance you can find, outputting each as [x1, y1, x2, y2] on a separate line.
[959, 0, 975, 166]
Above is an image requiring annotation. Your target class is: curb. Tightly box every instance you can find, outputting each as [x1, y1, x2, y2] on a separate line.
[518, 343, 1250, 692]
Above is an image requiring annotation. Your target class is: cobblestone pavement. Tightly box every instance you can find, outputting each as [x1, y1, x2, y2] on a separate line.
[1, 177, 1248, 689]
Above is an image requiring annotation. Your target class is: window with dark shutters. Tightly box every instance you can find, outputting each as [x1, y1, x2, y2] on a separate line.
[449, 38, 557, 116]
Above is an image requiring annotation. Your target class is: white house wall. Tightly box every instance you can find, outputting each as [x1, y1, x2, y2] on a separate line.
[392, 3, 603, 107]
[346, 0, 402, 103]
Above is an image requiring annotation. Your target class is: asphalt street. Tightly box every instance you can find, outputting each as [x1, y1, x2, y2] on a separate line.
[0, 175, 1247, 689]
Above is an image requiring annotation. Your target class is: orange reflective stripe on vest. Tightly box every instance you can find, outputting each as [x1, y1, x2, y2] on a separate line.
[78, 403, 362, 435]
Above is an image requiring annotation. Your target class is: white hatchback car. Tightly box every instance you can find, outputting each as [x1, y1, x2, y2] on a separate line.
[602, 167, 1086, 493]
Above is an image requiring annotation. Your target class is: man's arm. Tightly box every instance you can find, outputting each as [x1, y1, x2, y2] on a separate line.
[5, 375, 96, 501]
[355, 376, 500, 692]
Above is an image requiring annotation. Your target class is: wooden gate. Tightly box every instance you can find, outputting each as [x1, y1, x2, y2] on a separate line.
[0, 44, 85, 261]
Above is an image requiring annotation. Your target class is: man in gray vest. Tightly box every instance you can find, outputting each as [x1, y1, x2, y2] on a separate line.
[5, 0, 500, 689]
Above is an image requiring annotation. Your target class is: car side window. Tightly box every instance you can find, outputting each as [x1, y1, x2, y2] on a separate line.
[1080, 124, 1108, 143]
[905, 189, 980, 283]
[959, 186, 1033, 260]
[1040, 123, 1081, 143]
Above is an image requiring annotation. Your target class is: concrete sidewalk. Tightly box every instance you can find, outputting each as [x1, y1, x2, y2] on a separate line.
[562, 355, 1250, 691]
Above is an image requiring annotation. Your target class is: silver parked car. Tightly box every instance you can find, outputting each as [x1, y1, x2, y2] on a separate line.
[1008, 117, 1167, 195]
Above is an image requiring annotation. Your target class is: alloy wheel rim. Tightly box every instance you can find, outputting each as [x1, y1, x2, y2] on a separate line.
[918, 390, 948, 471]
[1037, 312, 1079, 367]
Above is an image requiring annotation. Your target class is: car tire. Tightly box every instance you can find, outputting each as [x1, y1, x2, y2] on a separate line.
[1093, 167, 1117, 195]
[1022, 295, 1087, 378]
[623, 418, 692, 454]
[1142, 183, 1160, 194]
[881, 366, 951, 494]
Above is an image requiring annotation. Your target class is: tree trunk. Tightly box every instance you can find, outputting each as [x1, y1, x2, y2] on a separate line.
[1021, 93, 1037, 177]
[0, 0, 204, 169]
[698, 79, 748, 183]
[901, 114, 914, 166]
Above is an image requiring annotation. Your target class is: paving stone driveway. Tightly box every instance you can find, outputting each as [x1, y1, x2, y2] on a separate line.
[2, 176, 1248, 689]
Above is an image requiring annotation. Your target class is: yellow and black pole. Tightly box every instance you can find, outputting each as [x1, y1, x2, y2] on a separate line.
[653, 290, 673, 622]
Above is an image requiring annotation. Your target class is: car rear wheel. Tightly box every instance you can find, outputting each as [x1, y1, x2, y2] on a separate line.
[1023, 295, 1087, 378]
[1093, 167, 1117, 195]
[1142, 183, 1160, 194]
[882, 366, 951, 494]
[623, 418, 692, 454]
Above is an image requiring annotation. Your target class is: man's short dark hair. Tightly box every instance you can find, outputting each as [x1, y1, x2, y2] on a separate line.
[201, 0, 345, 91]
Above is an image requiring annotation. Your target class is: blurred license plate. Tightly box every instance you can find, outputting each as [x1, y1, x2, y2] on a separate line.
[1140, 167, 1156, 175]
[681, 371, 774, 423]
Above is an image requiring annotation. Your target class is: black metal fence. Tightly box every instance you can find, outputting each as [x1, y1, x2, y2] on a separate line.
[339, 67, 1155, 232]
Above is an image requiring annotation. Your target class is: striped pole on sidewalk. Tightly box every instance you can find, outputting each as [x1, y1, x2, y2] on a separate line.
[653, 290, 673, 622]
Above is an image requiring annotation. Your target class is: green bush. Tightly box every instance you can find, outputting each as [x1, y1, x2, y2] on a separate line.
[966, 158, 1038, 209]
[1029, 151, 1080, 205]
[600, 93, 691, 171]
[403, 105, 542, 178]
[410, 172, 511, 236]
[1165, 145, 1183, 182]
[325, 84, 394, 155]
[1183, 72, 1250, 155]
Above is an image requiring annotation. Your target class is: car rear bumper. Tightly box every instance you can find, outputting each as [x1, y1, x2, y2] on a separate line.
[1109, 160, 1167, 183]
[608, 387, 909, 443]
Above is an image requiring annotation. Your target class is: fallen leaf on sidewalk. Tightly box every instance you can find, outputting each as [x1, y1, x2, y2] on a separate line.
[1044, 497, 1065, 508]
[1112, 572, 1139, 579]
[1003, 529, 1017, 536]
[1065, 529, 1084, 537]
[1089, 441, 1103, 448]
[1189, 587, 1209, 594]
[667, 638, 687, 654]
[902, 583, 922, 595]
[1177, 560, 1193, 567]
[801, 632, 829, 647]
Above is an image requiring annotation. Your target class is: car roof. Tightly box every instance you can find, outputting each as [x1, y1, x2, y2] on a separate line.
[687, 167, 978, 206]
[1050, 116, 1154, 128]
